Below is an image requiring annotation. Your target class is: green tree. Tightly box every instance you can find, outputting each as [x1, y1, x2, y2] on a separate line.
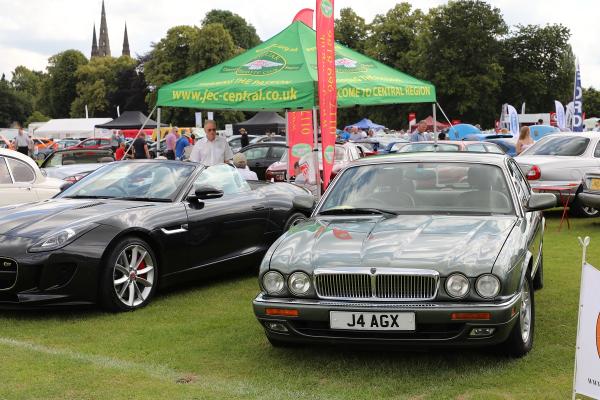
[189, 23, 237, 74]
[421, 0, 508, 125]
[501, 24, 574, 112]
[10, 66, 45, 108]
[583, 87, 600, 117]
[0, 79, 32, 127]
[335, 8, 368, 52]
[25, 110, 51, 126]
[40, 50, 88, 118]
[202, 9, 261, 50]
[70, 56, 141, 118]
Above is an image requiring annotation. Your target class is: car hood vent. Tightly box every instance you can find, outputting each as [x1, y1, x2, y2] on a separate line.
[73, 202, 105, 209]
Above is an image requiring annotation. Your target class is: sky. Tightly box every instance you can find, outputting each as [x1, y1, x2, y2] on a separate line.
[0, 0, 598, 87]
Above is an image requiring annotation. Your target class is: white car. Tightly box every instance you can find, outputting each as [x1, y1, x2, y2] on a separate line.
[0, 149, 64, 206]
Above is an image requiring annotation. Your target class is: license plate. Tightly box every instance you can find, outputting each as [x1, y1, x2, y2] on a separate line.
[330, 311, 415, 331]
[591, 178, 600, 191]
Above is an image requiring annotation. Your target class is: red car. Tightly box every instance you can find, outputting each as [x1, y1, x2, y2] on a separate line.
[265, 142, 362, 182]
[68, 137, 111, 150]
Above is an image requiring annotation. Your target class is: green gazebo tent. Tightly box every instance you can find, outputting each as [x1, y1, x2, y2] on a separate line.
[157, 21, 435, 111]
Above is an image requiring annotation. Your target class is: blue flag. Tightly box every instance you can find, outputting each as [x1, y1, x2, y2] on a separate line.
[573, 60, 583, 132]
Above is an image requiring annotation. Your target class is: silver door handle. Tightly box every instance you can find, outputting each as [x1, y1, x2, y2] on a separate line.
[160, 225, 188, 235]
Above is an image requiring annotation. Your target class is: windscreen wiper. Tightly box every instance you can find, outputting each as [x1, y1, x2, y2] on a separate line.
[319, 207, 397, 217]
[63, 195, 115, 199]
[114, 196, 171, 203]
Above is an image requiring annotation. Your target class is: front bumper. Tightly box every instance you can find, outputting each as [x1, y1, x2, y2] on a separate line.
[0, 235, 104, 309]
[253, 293, 522, 347]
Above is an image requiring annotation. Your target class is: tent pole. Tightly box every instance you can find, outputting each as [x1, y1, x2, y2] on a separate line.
[156, 107, 161, 145]
[433, 103, 438, 146]
[436, 102, 453, 126]
[312, 107, 321, 198]
[285, 110, 290, 182]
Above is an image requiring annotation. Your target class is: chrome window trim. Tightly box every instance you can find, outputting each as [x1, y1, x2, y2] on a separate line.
[5, 156, 35, 184]
[313, 267, 440, 302]
[0, 157, 14, 184]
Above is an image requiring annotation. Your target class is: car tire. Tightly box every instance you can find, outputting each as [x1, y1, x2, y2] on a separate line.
[100, 237, 158, 312]
[502, 275, 535, 357]
[570, 196, 599, 218]
[533, 252, 544, 291]
[284, 212, 307, 231]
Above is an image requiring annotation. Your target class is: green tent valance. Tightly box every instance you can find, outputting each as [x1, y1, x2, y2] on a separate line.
[157, 21, 435, 111]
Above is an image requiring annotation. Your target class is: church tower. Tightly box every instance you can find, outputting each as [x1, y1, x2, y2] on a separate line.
[91, 24, 99, 58]
[98, 0, 111, 57]
[122, 22, 130, 57]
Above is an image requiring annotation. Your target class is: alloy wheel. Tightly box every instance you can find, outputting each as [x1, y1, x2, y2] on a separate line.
[113, 244, 155, 307]
[520, 280, 532, 343]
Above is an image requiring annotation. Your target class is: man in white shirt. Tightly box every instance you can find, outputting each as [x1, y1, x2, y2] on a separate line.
[189, 120, 233, 166]
[14, 127, 31, 156]
[232, 153, 258, 180]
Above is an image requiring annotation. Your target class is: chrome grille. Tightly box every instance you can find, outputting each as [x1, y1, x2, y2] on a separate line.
[314, 268, 438, 301]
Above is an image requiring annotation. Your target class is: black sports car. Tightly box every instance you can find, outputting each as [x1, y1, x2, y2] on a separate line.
[0, 160, 312, 311]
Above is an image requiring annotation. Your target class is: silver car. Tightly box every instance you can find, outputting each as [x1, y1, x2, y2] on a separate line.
[516, 132, 600, 217]
[253, 153, 555, 357]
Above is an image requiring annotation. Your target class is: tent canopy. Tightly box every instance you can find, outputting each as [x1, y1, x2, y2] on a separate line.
[233, 112, 286, 135]
[157, 21, 435, 111]
[421, 116, 450, 130]
[95, 111, 166, 129]
[35, 118, 112, 139]
[345, 118, 385, 131]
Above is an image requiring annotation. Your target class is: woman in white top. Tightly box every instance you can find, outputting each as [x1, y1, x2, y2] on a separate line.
[516, 126, 534, 155]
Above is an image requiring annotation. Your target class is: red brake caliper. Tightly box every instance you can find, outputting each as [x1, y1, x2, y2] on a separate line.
[137, 259, 147, 279]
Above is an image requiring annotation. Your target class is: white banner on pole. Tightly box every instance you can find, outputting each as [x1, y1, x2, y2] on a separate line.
[574, 237, 600, 399]
[195, 112, 202, 128]
[207, 112, 214, 120]
[555, 100, 566, 131]
[506, 104, 519, 136]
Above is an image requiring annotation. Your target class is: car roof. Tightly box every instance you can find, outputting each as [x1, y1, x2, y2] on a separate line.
[51, 148, 114, 154]
[544, 131, 600, 139]
[355, 151, 510, 166]
[0, 148, 40, 169]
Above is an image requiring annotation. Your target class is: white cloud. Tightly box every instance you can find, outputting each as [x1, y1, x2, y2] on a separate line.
[0, 0, 596, 91]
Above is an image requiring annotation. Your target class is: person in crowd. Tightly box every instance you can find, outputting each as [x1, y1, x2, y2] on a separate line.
[367, 129, 375, 138]
[165, 127, 179, 160]
[14, 127, 31, 156]
[232, 153, 258, 180]
[175, 133, 191, 160]
[537, 118, 544, 125]
[133, 132, 151, 159]
[189, 133, 196, 145]
[516, 126, 534, 155]
[438, 131, 447, 140]
[239, 128, 250, 148]
[339, 128, 351, 141]
[189, 120, 233, 166]
[115, 142, 126, 161]
[349, 126, 367, 141]
[594, 121, 600, 132]
[410, 120, 428, 142]
[110, 130, 122, 154]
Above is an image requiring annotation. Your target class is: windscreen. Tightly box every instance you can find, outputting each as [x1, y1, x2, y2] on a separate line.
[523, 136, 590, 156]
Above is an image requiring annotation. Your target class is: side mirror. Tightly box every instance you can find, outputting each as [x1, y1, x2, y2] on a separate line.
[524, 193, 556, 212]
[292, 194, 315, 212]
[194, 185, 224, 200]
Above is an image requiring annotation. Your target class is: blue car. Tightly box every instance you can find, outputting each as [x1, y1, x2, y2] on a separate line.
[485, 138, 516, 157]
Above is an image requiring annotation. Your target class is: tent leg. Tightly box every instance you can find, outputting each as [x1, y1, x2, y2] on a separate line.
[433, 103, 438, 145]
[124, 105, 157, 158]
[156, 108, 161, 147]
[312, 107, 321, 198]
[285, 110, 290, 182]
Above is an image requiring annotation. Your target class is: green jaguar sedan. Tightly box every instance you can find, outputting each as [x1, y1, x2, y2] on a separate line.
[253, 152, 556, 357]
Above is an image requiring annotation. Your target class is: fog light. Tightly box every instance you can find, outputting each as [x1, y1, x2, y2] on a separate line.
[265, 322, 289, 333]
[470, 327, 496, 336]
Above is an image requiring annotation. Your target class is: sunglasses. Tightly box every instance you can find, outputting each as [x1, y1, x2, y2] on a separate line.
[206, 128, 216, 132]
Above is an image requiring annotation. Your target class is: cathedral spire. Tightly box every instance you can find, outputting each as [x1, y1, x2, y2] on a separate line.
[98, 0, 111, 57]
[122, 22, 130, 57]
[91, 24, 99, 58]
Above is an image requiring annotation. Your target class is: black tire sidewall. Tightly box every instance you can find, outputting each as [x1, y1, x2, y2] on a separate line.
[504, 276, 535, 357]
[571, 196, 599, 218]
[284, 212, 307, 231]
[100, 237, 159, 312]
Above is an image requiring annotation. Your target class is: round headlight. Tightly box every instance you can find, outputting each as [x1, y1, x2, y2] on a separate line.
[446, 273, 470, 298]
[262, 271, 285, 295]
[288, 272, 311, 296]
[476, 274, 501, 298]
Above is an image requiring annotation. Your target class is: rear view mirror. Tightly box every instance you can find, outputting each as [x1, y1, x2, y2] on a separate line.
[60, 182, 74, 192]
[292, 194, 315, 212]
[525, 193, 556, 212]
[194, 185, 224, 200]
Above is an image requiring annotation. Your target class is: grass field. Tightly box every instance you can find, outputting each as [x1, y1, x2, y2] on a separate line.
[0, 212, 598, 400]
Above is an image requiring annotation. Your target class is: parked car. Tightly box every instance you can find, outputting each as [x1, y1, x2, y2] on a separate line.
[251, 135, 286, 144]
[238, 142, 287, 180]
[40, 149, 115, 182]
[37, 138, 84, 160]
[265, 142, 362, 182]
[351, 140, 381, 156]
[579, 172, 600, 209]
[68, 137, 111, 150]
[395, 141, 505, 154]
[0, 161, 312, 310]
[516, 132, 600, 217]
[228, 135, 258, 153]
[379, 140, 409, 154]
[253, 152, 555, 356]
[485, 138, 517, 157]
[0, 148, 63, 206]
